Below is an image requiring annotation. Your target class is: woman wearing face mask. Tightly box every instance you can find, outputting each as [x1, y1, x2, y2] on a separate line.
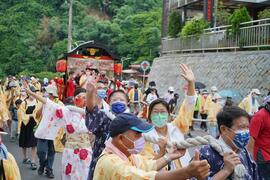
[17, 86, 39, 170]
[197, 106, 260, 180]
[142, 64, 196, 170]
[22, 81, 92, 180]
[85, 82, 130, 180]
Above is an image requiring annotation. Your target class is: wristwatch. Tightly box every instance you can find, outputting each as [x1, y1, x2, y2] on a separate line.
[163, 154, 172, 164]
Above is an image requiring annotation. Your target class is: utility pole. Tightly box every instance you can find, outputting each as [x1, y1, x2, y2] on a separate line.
[67, 0, 73, 52]
[161, 0, 170, 38]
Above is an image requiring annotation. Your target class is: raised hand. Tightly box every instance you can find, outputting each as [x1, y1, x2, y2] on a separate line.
[86, 82, 97, 93]
[180, 64, 195, 83]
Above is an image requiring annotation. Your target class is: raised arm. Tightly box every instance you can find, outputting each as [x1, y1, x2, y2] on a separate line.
[172, 64, 196, 133]
[180, 64, 195, 96]
[86, 82, 97, 111]
[22, 81, 46, 104]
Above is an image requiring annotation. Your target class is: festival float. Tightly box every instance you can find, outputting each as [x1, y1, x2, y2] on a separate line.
[56, 41, 120, 79]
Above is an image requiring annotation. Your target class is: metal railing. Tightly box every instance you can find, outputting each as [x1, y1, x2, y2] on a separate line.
[162, 18, 270, 54]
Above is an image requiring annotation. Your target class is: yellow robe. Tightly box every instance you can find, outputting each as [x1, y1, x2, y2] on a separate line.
[2, 153, 21, 180]
[204, 94, 213, 114]
[173, 96, 195, 134]
[0, 94, 10, 124]
[199, 96, 209, 115]
[239, 95, 260, 115]
[128, 89, 143, 103]
[207, 102, 222, 125]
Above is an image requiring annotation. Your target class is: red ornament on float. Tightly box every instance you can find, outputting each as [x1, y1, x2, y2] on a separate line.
[56, 60, 67, 72]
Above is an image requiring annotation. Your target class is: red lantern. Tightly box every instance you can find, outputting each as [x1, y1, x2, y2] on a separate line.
[114, 63, 122, 75]
[56, 60, 67, 72]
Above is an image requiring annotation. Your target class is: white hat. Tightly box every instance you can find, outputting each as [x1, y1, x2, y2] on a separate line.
[251, 89, 261, 95]
[43, 78, 49, 83]
[212, 93, 222, 100]
[168, 86, 174, 92]
[211, 86, 218, 92]
[45, 85, 58, 97]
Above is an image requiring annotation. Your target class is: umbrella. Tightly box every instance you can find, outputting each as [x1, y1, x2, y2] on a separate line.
[195, 82, 206, 89]
[219, 89, 243, 103]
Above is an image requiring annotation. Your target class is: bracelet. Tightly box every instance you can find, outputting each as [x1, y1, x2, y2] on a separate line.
[163, 154, 172, 164]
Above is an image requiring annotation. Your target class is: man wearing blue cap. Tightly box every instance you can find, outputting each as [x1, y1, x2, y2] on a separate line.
[93, 113, 210, 180]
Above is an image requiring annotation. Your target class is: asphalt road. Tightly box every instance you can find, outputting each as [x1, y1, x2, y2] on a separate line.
[4, 137, 62, 180]
[4, 121, 208, 180]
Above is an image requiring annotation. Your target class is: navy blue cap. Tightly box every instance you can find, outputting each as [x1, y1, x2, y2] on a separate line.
[109, 113, 153, 137]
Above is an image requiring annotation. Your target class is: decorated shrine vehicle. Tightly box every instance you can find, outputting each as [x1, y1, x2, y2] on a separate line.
[56, 41, 120, 79]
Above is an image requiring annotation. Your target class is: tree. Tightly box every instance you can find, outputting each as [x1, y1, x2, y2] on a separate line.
[168, 11, 182, 38]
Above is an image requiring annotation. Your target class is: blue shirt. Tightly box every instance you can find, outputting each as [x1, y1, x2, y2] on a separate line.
[198, 145, 260, 180]
[85, 106, 111, 180]
[134, 90, 139, 102]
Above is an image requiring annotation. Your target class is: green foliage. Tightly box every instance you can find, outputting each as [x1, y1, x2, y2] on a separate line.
[0, 0, 162, 76]
[258, 8, 270, 19]
[228, 7, 251, 37]
[216, 1, 231, 26]
[168, 11, 182, 38]
[180, 18, 209, 38]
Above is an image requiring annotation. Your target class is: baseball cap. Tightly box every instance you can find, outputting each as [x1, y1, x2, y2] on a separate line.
[202, 89, 209, 94]
[45, 85, 58, 97]
[109, 113, 153, 137]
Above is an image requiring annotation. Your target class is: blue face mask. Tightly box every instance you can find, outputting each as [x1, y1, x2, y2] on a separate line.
[97, 89, 107, 99]
[111, 101, 126, 114]
[233, 130, 250, 149]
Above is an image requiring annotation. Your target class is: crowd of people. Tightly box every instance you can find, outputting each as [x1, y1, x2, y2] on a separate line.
[0, 63, 269, 180]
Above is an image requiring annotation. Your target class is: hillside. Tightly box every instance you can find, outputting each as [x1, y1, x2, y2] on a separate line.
[0, 0, 162, 77]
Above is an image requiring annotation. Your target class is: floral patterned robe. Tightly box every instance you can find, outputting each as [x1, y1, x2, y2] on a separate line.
[35, 99, 92, 180]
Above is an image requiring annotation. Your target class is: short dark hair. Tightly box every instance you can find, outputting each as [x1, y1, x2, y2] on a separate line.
[108, 90, 129, 102]
[15, 99, 23, 106]
[147, 99, 170, 123]
[69, 71, 74, 76]
[217, 106, 250, 133]
[74, 88, 86, 97]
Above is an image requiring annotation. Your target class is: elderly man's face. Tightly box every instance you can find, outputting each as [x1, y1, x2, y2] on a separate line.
[119, 130, 142, 150]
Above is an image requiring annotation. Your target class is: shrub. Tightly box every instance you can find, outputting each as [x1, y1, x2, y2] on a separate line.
[180, 18, 209, 38]
[258, 8, 270, 19]
[228, 7, 251, 37]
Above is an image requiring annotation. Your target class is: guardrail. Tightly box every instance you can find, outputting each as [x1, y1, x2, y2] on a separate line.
[162, 18, 270, 54]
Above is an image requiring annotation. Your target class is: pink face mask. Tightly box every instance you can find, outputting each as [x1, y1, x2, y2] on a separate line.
[124, 135, 145, 154]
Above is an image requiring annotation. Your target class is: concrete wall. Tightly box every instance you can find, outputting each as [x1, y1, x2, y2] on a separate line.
[148, 51, 270, 102]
